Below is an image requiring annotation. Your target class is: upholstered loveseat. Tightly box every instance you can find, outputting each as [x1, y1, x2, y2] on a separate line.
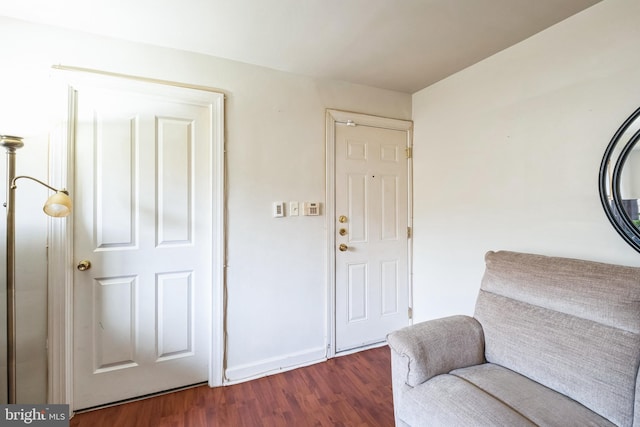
[387, 250, 640, 426]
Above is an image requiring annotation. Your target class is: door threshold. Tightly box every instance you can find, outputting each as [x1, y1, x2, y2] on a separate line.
[335, 340, 388, 357]
[74, 381, 208, 414]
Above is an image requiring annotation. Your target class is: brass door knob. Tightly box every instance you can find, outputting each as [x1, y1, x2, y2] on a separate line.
[339, 244, 348, 252]
[77, 260, 91, 271]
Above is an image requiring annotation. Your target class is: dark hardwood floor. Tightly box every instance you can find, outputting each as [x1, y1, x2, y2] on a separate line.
[70, 346, 395, 427]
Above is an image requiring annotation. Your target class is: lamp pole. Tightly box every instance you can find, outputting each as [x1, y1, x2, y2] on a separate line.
[0, 135, 71, 404]
[1, 135, 23, 404]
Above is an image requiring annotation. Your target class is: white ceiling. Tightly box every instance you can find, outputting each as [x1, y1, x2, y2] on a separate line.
[1, 0, 601, 93]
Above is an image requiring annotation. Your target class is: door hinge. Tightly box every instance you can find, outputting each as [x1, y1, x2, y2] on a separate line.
[405, 147, 412, 158]
[407, 226, 412, 238]
[408, 307, 413, 319]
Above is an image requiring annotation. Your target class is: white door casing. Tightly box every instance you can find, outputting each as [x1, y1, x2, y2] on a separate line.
[326, 110, 413, 354]
[47, 70, 224, 410]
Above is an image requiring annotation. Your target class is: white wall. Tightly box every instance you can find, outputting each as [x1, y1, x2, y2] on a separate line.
[412, 0, 640, 322]
[0, 17, 411, 401]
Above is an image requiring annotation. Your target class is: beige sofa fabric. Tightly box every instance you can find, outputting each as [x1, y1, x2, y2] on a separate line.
[476, 251, 640, 426]
[388, 251, 640, 427]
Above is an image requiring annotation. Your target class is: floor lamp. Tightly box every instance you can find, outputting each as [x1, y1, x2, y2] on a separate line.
[1, 135, 72, 404]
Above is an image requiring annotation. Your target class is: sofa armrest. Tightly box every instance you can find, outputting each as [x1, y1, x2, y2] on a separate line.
[387, 315, 485, 387]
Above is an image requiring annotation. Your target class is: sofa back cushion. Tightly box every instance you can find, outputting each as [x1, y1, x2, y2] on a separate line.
[474, 251, 640, 427]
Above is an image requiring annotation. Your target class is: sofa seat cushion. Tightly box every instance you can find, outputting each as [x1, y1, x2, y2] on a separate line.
[451, 363, 616, 427]
[398, 363, 616, 427]
[399, 373, 537, 427]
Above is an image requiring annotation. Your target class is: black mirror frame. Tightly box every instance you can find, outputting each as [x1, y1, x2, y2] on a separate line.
[599, 105, 640, 253]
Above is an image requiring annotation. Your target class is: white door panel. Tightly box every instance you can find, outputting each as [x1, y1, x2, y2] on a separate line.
[73, 85, 215, 410]
[335, 122, 410, 352]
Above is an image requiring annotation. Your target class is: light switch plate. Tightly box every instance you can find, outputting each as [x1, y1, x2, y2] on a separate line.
[289, 201, 299, 216]
[273, 202, 285, 217]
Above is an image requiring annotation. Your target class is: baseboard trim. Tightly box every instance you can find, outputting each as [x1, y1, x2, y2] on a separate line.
[224, 346, 327, 385]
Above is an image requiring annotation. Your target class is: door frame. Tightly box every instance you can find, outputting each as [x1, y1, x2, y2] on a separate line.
[46, 68, 226, 410]
[325, 109, 413, 358]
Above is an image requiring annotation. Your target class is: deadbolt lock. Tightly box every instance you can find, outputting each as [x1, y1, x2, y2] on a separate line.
[338, 215, 347, 223]
[339, 228, 347, 236]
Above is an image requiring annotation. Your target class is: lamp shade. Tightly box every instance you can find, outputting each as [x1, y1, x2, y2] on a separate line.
[43, 191, 72, 217]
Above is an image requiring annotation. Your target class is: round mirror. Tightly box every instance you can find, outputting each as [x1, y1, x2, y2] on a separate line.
[599, 106, 640, 253]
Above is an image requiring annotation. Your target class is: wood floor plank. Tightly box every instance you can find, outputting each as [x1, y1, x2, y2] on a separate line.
[70, 346, 394, 426]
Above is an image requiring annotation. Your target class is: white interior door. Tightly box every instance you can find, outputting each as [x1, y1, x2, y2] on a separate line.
[71, 81, 220, 410]
[333, 115, 412, 352]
